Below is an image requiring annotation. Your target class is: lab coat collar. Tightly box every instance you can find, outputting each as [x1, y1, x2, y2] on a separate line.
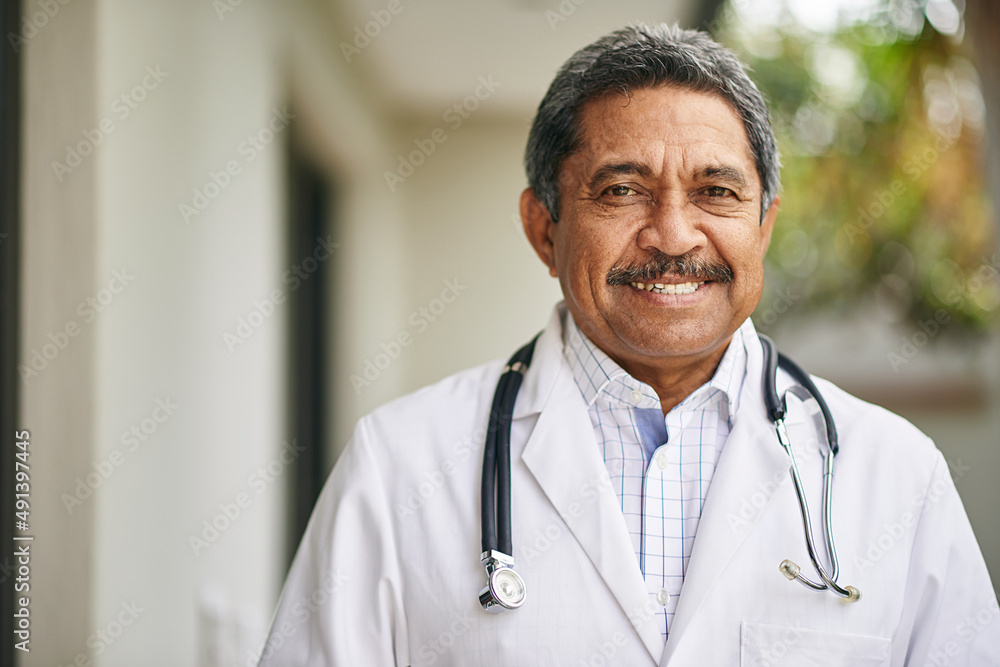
[659, 327, 792, 665]
[514, 304, 793, 665]
[511, 303, 568, 420]
[517, 303, 666, 663]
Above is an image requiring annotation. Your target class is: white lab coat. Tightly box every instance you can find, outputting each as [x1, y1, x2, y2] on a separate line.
[258, 304, 1000, 666]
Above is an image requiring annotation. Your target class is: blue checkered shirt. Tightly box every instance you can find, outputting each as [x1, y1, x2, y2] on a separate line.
[563, 313, 750, 643]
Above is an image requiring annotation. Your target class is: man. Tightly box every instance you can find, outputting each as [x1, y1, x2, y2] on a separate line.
[258, 24, 999, 666]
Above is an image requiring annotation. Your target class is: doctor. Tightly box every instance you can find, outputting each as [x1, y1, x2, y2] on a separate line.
[258, 24, 1000, 666]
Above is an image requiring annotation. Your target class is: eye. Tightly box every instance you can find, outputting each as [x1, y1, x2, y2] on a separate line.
[607, 184, 637, 197]
[704, 186, 735, 198]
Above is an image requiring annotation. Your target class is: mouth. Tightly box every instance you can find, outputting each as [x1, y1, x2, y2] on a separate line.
[606, 252, 733, 292]
[629, 280, 705, 295]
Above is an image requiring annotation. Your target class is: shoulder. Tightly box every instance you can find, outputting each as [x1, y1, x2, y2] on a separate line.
[351, 358, 507, 462]
[807, 374, 942, 471]
[809, 375, 927, 440]
[369, 358, 504, 423]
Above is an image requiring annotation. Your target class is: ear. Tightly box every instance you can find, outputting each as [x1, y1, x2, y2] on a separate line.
[758, 195, 780, 257]
[520, 188, 559, 278]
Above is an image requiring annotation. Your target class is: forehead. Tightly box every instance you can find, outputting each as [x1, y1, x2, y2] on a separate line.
[569, 86, 758, 184]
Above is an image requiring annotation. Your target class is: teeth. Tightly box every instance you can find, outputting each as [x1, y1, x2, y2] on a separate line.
[630, 281, 704, 295]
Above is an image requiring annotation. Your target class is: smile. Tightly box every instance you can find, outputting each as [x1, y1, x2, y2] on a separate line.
[630, 281, 705, 295]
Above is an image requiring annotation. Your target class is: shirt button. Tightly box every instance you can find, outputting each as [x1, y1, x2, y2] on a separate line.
[656, 589, 670, 606]
[629, 389, 643, 403]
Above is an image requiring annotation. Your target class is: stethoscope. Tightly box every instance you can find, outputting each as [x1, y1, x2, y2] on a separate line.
[478, 332, 861, 612]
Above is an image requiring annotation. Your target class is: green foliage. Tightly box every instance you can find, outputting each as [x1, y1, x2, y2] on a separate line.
[717, 2, 997, 335]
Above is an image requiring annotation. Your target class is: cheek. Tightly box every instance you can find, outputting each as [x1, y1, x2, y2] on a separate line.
[556, 222, 617, 281]
[728, 234, 768, 298]
[723, 225, 768, 269]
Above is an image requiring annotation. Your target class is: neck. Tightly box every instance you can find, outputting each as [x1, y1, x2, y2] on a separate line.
[608, 338, 733, 415]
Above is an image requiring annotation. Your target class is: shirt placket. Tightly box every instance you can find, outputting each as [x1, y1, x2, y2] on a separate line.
[641, 395, 717, 639]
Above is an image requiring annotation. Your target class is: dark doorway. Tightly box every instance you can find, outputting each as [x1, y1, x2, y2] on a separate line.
[1, 0, 22, 664]
[284, 130, 337, 568]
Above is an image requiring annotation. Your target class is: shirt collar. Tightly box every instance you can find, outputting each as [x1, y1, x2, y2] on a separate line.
[562, 311, 751, 422]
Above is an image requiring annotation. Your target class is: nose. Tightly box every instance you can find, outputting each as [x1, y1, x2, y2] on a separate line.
[635, 197, 708, 258]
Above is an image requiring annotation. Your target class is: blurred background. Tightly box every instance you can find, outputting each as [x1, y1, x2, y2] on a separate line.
[1, 0, 996, 664]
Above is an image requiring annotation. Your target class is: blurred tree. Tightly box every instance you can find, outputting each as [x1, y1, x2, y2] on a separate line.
[715, 0, 998, 335]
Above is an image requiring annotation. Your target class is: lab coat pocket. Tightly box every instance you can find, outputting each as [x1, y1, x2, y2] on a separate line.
[740, 621, 890, 667]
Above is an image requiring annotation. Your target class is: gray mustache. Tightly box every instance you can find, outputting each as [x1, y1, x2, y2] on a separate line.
[606, 252, 733, 285]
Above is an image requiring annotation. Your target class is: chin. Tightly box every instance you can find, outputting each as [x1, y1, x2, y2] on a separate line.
[614, 318, 732, 358]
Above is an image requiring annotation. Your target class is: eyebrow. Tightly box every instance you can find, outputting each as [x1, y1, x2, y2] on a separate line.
[586, 161, 652, 192]
[697, 165, 750, 189]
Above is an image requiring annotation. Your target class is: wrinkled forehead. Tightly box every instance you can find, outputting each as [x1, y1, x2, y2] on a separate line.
[565, 85, 759, 188]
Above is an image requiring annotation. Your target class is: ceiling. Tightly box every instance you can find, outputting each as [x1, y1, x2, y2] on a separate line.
[328, 0, 707, 117]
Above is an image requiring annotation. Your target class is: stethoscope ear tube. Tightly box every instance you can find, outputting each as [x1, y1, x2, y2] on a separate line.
[759, 334, 838, 455]
[759, 334, 858, 602]
[759, 334, 785, 423]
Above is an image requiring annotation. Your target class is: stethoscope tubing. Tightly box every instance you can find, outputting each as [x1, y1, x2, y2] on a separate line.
[760, 335, 860, 602]
[479, 332, 860, 610]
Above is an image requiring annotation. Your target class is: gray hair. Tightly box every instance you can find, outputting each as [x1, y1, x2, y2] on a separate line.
[524, 23, 780, 222]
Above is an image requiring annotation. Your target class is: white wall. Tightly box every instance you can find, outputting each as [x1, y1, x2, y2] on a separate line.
[21, 0, 405, 664]
[373, 112, 564, 398]
[19, 0, 100, 659]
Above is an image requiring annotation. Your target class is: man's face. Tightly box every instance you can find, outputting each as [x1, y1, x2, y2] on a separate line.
[522, 85, 778, 372]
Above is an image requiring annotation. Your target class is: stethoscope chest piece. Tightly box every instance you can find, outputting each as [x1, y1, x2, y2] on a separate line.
[479, 550, 526, 612]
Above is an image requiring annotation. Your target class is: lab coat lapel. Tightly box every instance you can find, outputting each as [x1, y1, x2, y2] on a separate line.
[660, 370, 791, 664]
[516, 309, 665, 664]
